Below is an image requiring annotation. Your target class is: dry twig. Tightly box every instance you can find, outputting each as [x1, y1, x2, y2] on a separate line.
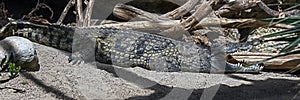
[180, 0, 215, 30]
[256, 0, 300, 17]
[22, 0, 54, 21]
[162, 0, 200, 19]
[56, 0, 75, 25]
[76, 0, 83, 26]
[113, 3, 170, 22]
[83, 0, 95, 26]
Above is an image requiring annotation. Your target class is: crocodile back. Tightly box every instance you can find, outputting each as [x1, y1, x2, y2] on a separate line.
[0, 20, 215, 72]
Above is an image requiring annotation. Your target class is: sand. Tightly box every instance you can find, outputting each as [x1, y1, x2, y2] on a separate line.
[0, 43, 300, 100]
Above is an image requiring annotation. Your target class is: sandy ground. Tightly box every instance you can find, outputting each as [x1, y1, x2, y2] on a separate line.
[0, 43, 300, 100]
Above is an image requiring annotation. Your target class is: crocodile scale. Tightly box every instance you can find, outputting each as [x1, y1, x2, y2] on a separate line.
[0, 21, 263, 73]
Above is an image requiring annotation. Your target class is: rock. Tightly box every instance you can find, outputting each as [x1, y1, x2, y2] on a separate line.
[0, 36, 39, 71]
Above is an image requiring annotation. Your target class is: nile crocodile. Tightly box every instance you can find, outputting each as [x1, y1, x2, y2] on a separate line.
[0, 20, 263, 73]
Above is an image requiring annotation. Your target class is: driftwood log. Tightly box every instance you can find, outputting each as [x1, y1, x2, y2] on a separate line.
[97, 18, 293, 31]
[105, 3, 294, 30]
[231, 52, 300, 70]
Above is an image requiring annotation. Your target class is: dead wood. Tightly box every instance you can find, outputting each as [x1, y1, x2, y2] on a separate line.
[94, 20, 180, 30]
[285, 64, 300, 73]
[56, 0, 75, 25]
[22, 0, 53, 24]
[113, 3, 170, 22]
[162, 0, 200, 20]
[98, 18, 293, 31]
[110, 0, 294, 31]
[76, 0, 83, 26]
[181, 0, 215, 30]
[231, 52, 300, 70]
[257, 0, 300, 17]
[216, 0, 258, 16]
[0, 2, 8, 27]
[83, 0, 95, 27]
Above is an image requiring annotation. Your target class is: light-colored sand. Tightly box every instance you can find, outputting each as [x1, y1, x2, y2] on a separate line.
[0, 43, 300, 100]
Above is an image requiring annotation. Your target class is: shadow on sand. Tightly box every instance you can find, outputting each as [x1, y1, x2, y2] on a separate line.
[96, 63, 300, 100]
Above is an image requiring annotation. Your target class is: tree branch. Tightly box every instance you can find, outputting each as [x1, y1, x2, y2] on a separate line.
[56, 0, 75, 25]
[98, 18, 294, 31]
[162, 0, 200, 20]
[83, 0, 95, 27]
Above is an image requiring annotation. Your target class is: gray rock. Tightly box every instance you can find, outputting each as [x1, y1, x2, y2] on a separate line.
[0, 36, 39, 71]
